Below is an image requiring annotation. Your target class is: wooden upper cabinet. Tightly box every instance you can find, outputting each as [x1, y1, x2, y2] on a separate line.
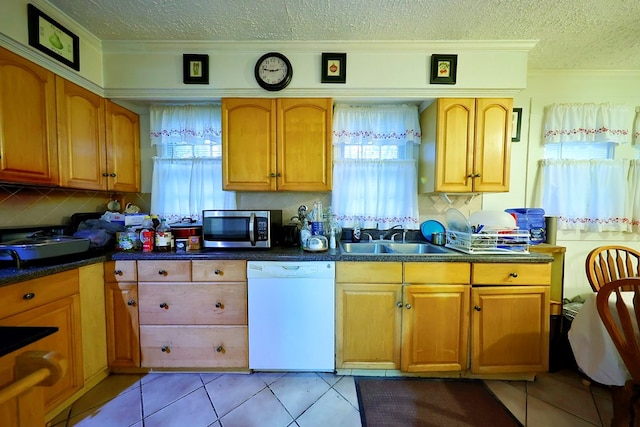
[276, 98, 332, 191]
[222, 98, 276, 191]
[0, 46, 58, 185]
[105, 100, 141, 192]
[56, 77, 107, 190]
[419, 98, 512, 193]
[222, 98, 332, 192]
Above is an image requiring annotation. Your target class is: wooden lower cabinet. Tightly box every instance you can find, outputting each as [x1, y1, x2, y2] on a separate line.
[0, 271, 82, 413]
[140, 325, 247, 368]
[79, 263, 108, 384]
[137, 260, 248, 369]
[470, 263, 551, 374]
[470, 286, 550, 374]
[104, 261, 140, 369]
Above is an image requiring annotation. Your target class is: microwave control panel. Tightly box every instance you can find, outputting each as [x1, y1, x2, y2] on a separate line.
[256, 217, 268, 240]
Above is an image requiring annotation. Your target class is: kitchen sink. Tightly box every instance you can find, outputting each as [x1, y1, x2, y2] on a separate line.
[339, 241, 459, 255]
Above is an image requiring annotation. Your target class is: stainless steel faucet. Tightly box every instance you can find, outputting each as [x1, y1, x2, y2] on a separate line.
[382, 225, 404, 241]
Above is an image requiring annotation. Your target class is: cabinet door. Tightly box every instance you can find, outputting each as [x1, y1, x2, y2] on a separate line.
[473, 98, 512, 192]
[56, 76, 107, 190]
[79, 263, 107, 383]
[335, 283, 402, 369]
[105, 101, 140, 192]
[0, 295, 82, 413]
[0, 47, 58, 185]
[401, 284, 470, 372]
[276, 98, 332, 191]
[471, 286, 549, 374]
[434, 98, 475, 192]
[105, 282, 140, 368]
[222, 98, 276, 191]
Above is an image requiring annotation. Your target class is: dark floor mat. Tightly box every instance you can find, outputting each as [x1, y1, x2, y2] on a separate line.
[355, 377, 523, 427]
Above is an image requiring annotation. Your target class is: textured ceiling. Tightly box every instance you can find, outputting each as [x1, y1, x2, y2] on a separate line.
[48, 0, 640, 70]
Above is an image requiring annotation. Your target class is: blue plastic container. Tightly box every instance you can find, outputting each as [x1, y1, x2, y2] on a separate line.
[505, 208, 546, 245]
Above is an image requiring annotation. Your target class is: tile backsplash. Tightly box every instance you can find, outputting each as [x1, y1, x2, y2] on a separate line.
[0, 185, 481, 229]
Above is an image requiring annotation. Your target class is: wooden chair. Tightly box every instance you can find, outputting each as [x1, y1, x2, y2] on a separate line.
[596, 277, 640, 427]
[586, 245, 640, 292]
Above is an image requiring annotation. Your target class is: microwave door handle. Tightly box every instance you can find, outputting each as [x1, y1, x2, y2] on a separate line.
[249, 213, 256, 246]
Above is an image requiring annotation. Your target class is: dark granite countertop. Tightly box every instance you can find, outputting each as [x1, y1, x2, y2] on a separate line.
[0, 326, 59, 357]
[0, 245, 552, 287]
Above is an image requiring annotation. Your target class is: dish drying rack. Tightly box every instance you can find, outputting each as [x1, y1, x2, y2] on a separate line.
[445, 229, 530, 254]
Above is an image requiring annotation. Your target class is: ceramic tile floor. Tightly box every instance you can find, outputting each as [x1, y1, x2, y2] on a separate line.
[49, 369, 613, 427]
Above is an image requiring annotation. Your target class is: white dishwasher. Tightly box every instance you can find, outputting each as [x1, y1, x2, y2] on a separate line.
[247, 261, 335, 371]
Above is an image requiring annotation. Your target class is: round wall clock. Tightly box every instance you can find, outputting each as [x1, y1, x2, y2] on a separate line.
[254, 52, 293, 91]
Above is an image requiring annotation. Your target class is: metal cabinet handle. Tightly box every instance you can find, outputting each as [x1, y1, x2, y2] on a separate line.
[474, 173, 481, 177]
[215, 302, 224, 309]
[474, 305, 482, 311]
[127, 300, 136, 306]
[161, 346, 171, 353]
[158, 270, 168, 276]
[160, 303, 169, 309]
[397, 302, 403, 308]
[510, 272, 518, 278]
[114, 270, 123, 276]
[269, 173, 276, 177]
[405, 303, 412, 309]
[23, 293, 35, 300]
[214, 269, 221, 275]
[102, 173, 109, 177]
[216, 346, 225, 354]
[109, 173, 117, 177]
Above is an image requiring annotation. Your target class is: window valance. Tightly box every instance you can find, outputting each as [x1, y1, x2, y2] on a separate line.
[150, 104, 222, 146]
[332, 104, 421, 146]
[543, 103, 631, 144]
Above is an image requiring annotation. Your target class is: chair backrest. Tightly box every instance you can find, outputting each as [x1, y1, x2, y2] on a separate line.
[596, 277, 640, 381]
[585, 245, 640, 292]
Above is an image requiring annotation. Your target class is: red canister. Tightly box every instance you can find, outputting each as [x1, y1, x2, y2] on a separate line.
[140, 230, 154, 252]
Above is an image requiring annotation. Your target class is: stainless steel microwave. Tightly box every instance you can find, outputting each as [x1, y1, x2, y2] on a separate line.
[202, 210, 282, 249]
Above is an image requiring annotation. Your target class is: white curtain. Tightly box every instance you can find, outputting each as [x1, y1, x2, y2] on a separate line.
[539, 159, 629, 232]
[150, 104, 235, 222]
[331, 104, 421, 230]
[628, 160, 640, 232]
[543, 103, 631, 144]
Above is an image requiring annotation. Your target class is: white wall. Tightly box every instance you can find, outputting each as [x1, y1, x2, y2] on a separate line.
[485, 70, 640, 299]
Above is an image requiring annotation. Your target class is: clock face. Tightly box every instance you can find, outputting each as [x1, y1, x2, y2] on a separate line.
[254, 52, 293, 91]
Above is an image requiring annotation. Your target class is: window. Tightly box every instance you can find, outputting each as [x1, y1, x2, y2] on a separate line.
[331, 104, 421, 230]
[149, 104, 236, 222]
[537, 103, 632, 232]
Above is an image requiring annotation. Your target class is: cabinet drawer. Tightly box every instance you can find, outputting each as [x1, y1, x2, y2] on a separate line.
[0, 270, 79, 319]
[140, 325, 247, 368]
[192, 260, 247, 282]
[138, 283, 247, 325]
[137, 261, 191, 282]
[105, 260, 137, 282]
[336, 262, 403, 283]
[471, 263, 551, 285]
[404, 262, 471, 284]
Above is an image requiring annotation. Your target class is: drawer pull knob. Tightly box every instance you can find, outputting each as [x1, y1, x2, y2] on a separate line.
[158, 270, 168, 276]
[510, 272, 518, 278]
[474, 305, 482, 311]
[114, 270, 123, 276]
[161, 346, 171, 353]
[215, 302, 224, 309]
[397, 302, 403, 308]
[405, 303, 412, 309]
[127, 300, 136, 306]
[216, 346, 225, 354]
[23, 293, 36, 300]
[214, 269, 221, 275]
[160, 303, 169, 309]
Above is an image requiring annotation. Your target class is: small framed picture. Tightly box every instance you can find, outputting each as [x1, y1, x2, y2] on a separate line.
[430, 54, 457, 85]
[512, 108, 523, 142]
[321, 53, 346, 84]
[183, 54, 209, 84]
[27, 4, 80, 71]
